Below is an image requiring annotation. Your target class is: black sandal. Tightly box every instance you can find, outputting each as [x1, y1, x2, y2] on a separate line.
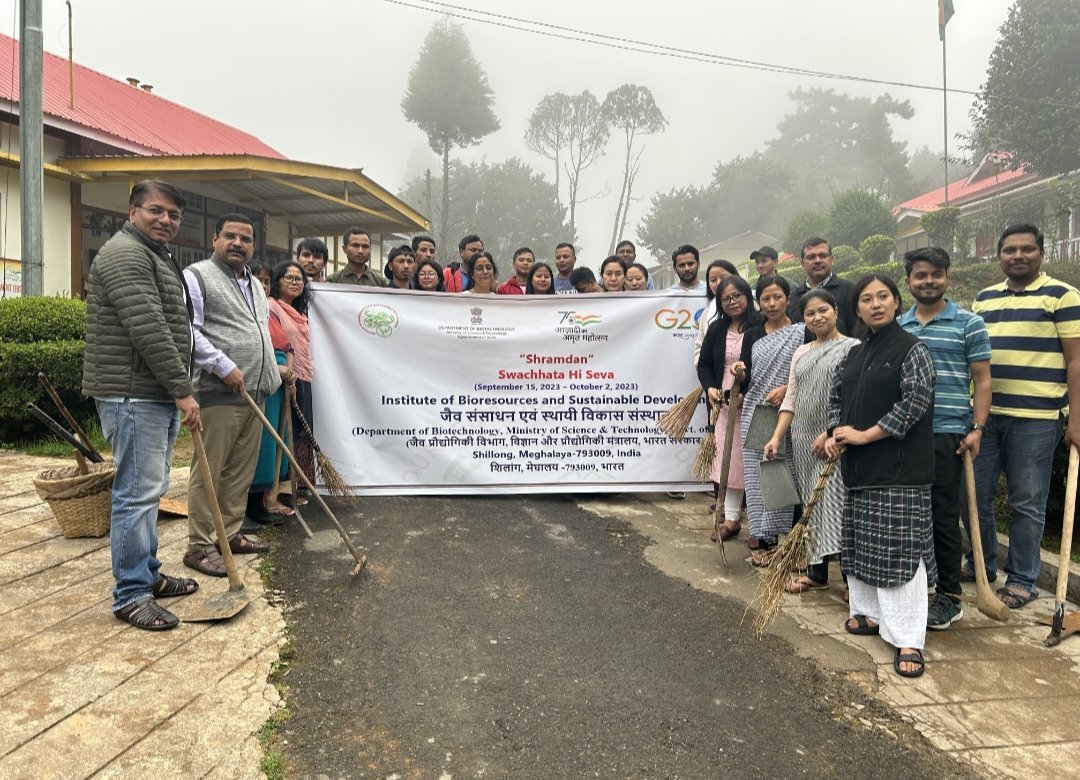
[152, 573, 199, 598]
[845, 615, 879, 635]
[114, 598, 180, 631]
[894, 647, 925, 678]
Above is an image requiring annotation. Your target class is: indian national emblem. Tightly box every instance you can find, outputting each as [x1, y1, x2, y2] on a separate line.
[470, 306, 483, 325]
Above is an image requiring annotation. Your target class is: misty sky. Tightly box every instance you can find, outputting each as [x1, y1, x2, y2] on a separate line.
[10, 0, 1016, 261]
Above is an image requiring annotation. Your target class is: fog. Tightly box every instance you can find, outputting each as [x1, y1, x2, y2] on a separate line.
[14, 0, 1016, 259]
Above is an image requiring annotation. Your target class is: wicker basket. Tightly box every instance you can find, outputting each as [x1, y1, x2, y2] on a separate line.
[33, 461, 115, 538]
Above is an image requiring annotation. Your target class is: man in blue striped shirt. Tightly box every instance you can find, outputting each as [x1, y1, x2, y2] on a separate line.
[969, 224, 1080, 609]
[901, 247, 991, 629]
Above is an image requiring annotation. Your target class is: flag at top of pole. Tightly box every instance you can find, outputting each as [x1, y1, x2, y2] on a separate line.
[939, 0, 956, 41]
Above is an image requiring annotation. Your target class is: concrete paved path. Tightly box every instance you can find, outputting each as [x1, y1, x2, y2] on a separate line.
[3, 444, 1079, 779]
[0, 451, 284, 780]
[598, 493, 1080, 780]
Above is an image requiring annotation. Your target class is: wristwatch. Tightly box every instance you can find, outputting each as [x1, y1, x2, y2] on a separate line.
[970, 422, 987, 433]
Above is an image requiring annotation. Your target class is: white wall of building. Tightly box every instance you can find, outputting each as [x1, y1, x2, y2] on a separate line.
[0, 124, 74, 296]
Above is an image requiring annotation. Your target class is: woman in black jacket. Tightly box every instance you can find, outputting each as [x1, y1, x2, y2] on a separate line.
[825, 275, 936, 679]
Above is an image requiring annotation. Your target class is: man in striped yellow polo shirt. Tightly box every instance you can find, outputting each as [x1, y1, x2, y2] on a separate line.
[969, 223, 1080, 609]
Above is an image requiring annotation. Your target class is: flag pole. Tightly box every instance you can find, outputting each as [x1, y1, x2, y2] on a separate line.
[942, 26, 949, 207]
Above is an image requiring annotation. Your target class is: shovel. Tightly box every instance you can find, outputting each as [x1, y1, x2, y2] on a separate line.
[181, 429, 250, 622]
[963, 451, 1012, 622]
[1040, 444, 1080, 646]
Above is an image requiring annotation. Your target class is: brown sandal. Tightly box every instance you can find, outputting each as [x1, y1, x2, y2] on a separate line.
[183, 546, 227, 577]
[785, 576, 827, 594]
[749, 549, 773, 568]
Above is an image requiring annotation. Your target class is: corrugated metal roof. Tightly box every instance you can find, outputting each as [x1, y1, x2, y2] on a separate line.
[895, 156, 1037, 214]
[0, 33, 283, 158]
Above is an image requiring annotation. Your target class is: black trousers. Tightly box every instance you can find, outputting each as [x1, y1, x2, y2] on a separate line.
[932, 433, 963, 599]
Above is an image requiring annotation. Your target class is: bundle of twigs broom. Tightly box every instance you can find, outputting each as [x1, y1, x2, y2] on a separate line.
[657, 388, 703, 441]
[289, 394, 356, 504]
[750, 455, 838, 637]
[691, 405, 720, 481]
[711, 381, 743, 563]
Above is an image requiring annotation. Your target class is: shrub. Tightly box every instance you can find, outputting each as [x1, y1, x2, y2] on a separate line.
[831, 245, 861, 274]
[0, 297, 90, 442]
[0, 296, 85, 341]
[859, 234, 895, 265]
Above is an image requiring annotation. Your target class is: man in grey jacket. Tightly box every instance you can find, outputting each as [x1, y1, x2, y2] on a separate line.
[183, 214, 283, 576]
[83, 180, 201, 631]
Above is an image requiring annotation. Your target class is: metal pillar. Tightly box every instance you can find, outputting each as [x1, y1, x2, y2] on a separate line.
[19, 0, 45, 296]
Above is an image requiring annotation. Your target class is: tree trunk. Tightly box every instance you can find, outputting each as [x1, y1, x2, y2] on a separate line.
[608, 131, 633, 255]
[439, 140, 452, 262]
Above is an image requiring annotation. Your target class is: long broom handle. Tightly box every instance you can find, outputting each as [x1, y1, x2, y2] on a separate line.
[269, 391, 288, 503]
[37, 372, 100, 457]
[241, 390, 366, 574]
[799, 456, 838, 525]
[191, 429, 245, 591]
[962, 450, 995, 596]
[284, 411, 314, 539]
[1052, 445, 1079, 630]
[269, 354, 293, 503]
[714, 381, 743, 520]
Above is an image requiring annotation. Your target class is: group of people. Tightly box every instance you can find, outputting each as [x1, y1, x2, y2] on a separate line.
[84, 180, 311, 631]
[293, 229, 706, 296]
[83, 178, 1080, 669]
[695, 228, 1080, 679]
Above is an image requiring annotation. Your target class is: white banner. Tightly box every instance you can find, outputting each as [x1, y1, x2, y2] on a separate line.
[308, 285, 712, 495]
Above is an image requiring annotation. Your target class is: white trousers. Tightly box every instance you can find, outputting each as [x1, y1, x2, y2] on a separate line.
[848, 561, 928, 650]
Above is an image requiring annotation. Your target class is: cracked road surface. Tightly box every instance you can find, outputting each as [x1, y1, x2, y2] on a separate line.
[271, 494, 973, 779]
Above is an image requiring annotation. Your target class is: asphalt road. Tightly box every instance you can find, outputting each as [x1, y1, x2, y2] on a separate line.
[271, 494, 973, 779]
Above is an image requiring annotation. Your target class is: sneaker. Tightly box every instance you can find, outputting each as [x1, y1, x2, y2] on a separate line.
[927, 593, 963, 630]
[666, 491, 686, 499]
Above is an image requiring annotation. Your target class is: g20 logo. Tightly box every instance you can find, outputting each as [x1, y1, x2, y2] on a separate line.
[654, 307, 705, 330]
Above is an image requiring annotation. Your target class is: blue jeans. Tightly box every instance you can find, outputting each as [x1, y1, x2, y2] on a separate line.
[96, 399, 179, 611]
[966, 413, 1063, 593]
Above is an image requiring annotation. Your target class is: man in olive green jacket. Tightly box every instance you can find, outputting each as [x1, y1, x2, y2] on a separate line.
[83, 180, 201, 631]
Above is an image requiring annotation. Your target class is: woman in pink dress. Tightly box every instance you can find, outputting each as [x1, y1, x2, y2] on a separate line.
[696, 275, 763, 541]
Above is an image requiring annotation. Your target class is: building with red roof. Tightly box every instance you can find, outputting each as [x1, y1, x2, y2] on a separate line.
[894, 153, 1077, 261]
[0, 33, 427, 297]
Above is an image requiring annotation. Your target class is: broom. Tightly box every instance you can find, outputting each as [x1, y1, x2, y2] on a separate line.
[657, 388, 703, 441]
[711, 381, 744, 563]
[289, 394, 356, 505]
[691, 404, 720, 481]
[750, 456, 838, 637]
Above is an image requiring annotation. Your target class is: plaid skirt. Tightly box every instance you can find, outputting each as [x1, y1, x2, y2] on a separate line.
[840, 485, 937, 589]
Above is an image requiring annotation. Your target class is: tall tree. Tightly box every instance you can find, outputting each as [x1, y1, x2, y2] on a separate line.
[602, 84, 667, 254]
[563, 91, 610, 238]
[637, 185, 717, 261]
[399, 158, 574, 263]
[827, 187, 895, 249]
[402, 21, 500, 254]
[766, 88, 914, 204]
[524, 90, 609, 238]
[967, 0, 1080, 176]
[525, 93, 572, 210]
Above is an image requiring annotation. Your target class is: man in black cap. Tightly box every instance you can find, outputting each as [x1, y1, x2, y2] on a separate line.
[751, 245, 779, 278]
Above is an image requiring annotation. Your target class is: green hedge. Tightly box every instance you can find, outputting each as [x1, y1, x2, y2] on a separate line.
[0, 296, 85, 341]
[0, 297, 90, 441]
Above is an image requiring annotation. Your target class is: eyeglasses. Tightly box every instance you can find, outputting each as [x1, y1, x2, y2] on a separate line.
[721, 293, 746, 304]
[136, 205, 183, 223]
[281, 275, 305, 283]
[417, 270, 439, 278]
